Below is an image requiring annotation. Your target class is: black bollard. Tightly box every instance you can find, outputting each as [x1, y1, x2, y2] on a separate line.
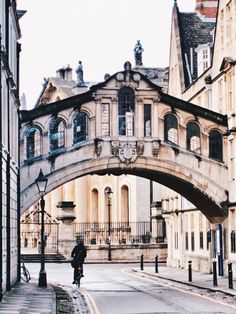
[188, 261, 192, 282]
[213, 259, 217, 287]
[155, 255, 158, 273]
[228, 262, 233, 289]
[140, 254, 144, 271]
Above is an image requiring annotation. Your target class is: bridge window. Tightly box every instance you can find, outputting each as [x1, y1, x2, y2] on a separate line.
[118, 87, 135, 136]
[25, 126, 41, 159]
[209, 130, 223, 161]
[144, 104, 151, 137]
[73, 112, 88, 144]
[199, 231, 204, 249]
[164, 114, 178, 144]
[101, 104, 110, 137]
[187, 122, 200, 153]
[49, 118, 65, 152]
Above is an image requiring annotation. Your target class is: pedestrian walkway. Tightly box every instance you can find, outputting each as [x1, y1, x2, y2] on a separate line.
[134, 264, 236, 296]
[0, 279, 56, 314]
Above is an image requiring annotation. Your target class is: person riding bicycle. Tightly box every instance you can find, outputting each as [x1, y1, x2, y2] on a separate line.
[71, 240, 87, 284]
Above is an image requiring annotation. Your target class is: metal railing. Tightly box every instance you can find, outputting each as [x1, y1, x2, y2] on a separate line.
[74, 221, 165, 245]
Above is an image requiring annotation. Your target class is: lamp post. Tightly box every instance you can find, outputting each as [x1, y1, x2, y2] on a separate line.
[35, 169, 48, 287]
[106, 187, 113, 261]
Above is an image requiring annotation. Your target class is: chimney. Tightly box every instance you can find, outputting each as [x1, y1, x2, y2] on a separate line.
[56, 67, 65, 79]
[195, 0, 218, 21]
[64, 65, 73, 81]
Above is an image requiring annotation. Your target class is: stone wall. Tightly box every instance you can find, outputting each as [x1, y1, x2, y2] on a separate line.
[58, 240, 167, 262]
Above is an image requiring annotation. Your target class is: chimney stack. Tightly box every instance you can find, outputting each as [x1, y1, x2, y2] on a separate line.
[195, 0, 218, 21]
[56, 65, 73, 81]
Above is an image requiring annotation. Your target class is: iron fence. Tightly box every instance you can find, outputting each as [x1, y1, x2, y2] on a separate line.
[74, 221, 165, 245]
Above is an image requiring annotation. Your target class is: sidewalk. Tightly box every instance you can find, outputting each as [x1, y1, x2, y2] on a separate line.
[0, 279, 56, 314]
[133, 264, 236, 296]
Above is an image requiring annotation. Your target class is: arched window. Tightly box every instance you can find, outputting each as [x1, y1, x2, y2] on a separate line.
[118, 87, 135, 136]
[73, 112, 88, 144]
[121, 185, 129, 224]
[91, 189, 99, 223]
[25, 126, 41, 159]
[49, 118, 65, 152]
[187, 122, 201, 153]
[209, 130, 223, 161]
[164, 114, 178, 145]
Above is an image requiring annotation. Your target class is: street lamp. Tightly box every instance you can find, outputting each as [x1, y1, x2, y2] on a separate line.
[106, 187, 113, 261]
[35, 169, 48, 287]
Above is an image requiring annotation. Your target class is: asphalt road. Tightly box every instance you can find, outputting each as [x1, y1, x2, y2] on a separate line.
[26, 263, 236, 313]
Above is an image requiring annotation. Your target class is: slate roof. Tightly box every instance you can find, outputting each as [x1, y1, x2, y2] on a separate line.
[178, 12, 215, 87]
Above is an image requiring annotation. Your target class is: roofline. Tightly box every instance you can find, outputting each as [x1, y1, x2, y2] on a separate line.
[20, 90, 94, 123]
[160, 92, 227, 126]
[89, 69, 163, 92]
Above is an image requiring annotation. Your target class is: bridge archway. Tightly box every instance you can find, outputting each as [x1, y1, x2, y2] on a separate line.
[20, 65, 228, 224]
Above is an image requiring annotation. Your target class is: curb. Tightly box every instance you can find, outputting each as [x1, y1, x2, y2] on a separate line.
[132, 269, 236, 297]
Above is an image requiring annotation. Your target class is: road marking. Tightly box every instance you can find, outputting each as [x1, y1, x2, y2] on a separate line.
[80, 288, 100, 314]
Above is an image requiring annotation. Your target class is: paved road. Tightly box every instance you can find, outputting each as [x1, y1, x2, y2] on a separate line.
[26, 263, 236, 313]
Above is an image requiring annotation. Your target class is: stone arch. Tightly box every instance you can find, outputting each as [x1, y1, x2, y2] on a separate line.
[21, 153, 228, 223]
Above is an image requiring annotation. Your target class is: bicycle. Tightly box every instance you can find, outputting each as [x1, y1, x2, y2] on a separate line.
[74, 264, 83, 288]
[21, 259, 31, 282]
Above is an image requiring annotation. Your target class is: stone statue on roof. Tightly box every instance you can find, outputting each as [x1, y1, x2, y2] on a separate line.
[134, 40, 144, 66]
[75, 60, 85, 86]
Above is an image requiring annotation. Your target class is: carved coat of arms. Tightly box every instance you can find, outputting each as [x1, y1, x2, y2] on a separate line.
[111, 141, 144, 164]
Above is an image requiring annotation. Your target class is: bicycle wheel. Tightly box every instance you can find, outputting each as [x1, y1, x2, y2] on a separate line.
[21, 266, 30, 282]
[75, 276, 80, 288]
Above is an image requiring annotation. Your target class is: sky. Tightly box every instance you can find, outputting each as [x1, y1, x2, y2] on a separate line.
[17, 0, 196, 109]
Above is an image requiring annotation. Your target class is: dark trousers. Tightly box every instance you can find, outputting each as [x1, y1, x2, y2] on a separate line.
[74, 263, 83, 280]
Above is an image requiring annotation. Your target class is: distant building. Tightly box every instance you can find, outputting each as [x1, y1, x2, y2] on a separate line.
[0, 0, 24, 299]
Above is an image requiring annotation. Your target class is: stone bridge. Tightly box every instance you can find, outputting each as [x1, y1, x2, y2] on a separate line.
[20, 63, 228, 223]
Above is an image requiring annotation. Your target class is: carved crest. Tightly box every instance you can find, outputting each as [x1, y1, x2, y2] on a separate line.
[111, 141, 144, 164]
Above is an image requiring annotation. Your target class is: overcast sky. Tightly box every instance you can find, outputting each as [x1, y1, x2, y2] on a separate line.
[17, 0, 195, 109]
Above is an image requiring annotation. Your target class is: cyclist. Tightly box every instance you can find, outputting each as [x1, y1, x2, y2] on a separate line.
[71, 240, 87, 284]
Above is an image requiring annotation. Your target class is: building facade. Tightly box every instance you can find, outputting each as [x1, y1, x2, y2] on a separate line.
[165, 0, 236, 273]
[0, 0, 23, 299]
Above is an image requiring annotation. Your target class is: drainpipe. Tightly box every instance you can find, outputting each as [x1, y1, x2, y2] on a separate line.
[17, 42, 21, 282]
[0, 25, 3, 302]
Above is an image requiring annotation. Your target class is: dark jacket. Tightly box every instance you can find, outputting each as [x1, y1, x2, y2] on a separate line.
[71, 243, 87, 264]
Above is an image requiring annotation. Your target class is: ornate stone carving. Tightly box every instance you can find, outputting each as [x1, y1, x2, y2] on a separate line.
[94, 138, 103, 157]
[152, 140, 161, 157]
[111, 141, 144, 164]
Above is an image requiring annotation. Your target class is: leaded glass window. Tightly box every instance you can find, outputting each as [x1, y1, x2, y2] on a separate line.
[25, 126, 41, 159]
[144, 104, 151, 137]
[73, 112, 88, 144]
[209, 130, 223, 161]
[49, 118, 65, 152]
[164, 114, 178, 144]
[101, 104, 110, 137]
[118, 87, 135, 136]
[187, 122, 201, 153]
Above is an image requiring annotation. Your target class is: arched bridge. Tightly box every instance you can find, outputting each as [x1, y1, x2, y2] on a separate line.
[20, 63, 228, 223]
